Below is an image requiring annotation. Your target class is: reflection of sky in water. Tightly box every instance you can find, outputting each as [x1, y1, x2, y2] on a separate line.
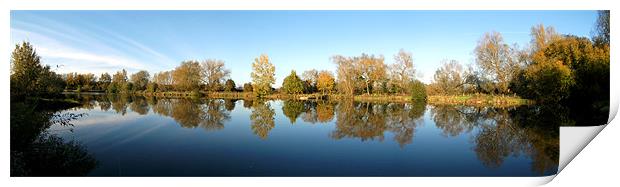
[51, 98, 557, 176]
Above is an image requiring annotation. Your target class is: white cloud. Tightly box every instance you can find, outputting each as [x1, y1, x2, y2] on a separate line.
[37, 46, 148, 71]
[11, 28, 150, 74]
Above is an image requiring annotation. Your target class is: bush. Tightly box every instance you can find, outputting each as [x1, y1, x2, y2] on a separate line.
[521, 60, 574, 103]
[106, 84, 118, 93]
[146, 82, 158, 93]
[190, 90, 202, 97]
[243, 83, 253, 92]
[224, 79, 236, 92]
[410, 80, 427, 102]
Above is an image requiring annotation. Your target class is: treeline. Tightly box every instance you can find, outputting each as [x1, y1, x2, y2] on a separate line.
[57, 50, 425, 101]
[428, 10, 609, 106]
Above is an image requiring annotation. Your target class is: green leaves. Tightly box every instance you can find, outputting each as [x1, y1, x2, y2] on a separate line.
[282, 70, 305, 94]
[10, 41, 64, 98]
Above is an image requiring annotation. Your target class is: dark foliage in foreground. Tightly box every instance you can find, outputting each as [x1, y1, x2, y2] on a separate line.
[11, 100, 97, 176]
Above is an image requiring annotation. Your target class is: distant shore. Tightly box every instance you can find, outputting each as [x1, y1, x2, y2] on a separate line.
[63, 91, 530, 107]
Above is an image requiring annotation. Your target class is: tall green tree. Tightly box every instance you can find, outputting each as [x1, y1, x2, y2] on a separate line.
[282, 70, 305, 94]
[410, 80, 427, 102]
[10, 42, 65, 97]
[10, 42, 44, 97]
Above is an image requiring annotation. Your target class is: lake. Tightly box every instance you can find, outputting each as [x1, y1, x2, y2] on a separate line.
[49, 94, 559, 176]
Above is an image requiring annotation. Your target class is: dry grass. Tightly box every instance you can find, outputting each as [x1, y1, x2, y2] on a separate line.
[427, 94, 531, 107]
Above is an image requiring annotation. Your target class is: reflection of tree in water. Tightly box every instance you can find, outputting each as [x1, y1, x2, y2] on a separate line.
[301, 101, 319, 124]
[77, 95, 233, 132]
[430, 104, 560, 175]
[79, 95, 97, 110]
[202, 99, 231, 131]
[145, 96, 157, 106]
[385, 102, 426, 148]
[11, 101, 97, 176]
[97, 96, 111, 111]
[129, 96, 150, 115]
[170, 99, 203, 128]
[250, 100, 275, 139]
[282, 100, 305, 124]
[282, 100, 336, 124]
[316, 101, 335, 123]
[109, 94, 129, 115]
[65, 94, 98, 110]
[473, 108, 529, 168]
[331, 100, 426, 146]
[152, 98, 173, 116]
[102, 96, 232, 132]
[431, 105, 477, 137]
[242, 99, 254, 109]
[167, 99, 231, 131]
[331, 100, 387, 142]
[224, 99, 237, 111]
[62, 94, 561, 175]
[506, 105, 562, 174]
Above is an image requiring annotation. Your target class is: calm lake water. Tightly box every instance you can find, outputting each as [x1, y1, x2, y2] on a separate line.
[50, 94, 559, 176]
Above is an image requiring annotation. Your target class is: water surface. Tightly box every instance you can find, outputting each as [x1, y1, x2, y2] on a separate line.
[51, 94, 559, 176]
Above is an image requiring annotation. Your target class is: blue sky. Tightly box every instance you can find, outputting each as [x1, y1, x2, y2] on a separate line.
[10, 10, 598, 85]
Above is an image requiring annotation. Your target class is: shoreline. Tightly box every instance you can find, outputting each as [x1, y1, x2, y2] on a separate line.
[63, 91, 530, 107]
[427, 95, 532, 107]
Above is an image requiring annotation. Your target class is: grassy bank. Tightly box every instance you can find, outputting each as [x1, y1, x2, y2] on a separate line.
[351, 94, 412, 103]
[207, 92, 255, 99]
[427, 94, 531, 107]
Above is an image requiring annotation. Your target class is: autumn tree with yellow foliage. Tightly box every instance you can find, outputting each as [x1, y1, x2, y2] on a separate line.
[316, 70, 335, 94]
[251, 54, 276, 96]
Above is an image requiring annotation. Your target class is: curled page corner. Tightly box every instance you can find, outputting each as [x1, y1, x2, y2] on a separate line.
[538, 175, 559, 185]
[559, 125, 606, 172]
[555, 92, 617, 179]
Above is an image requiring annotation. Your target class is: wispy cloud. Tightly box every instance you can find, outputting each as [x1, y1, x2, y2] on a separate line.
[11, 28, 150, 74]
[85, 23, 177, 67]
[10, 12, 179, 74]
